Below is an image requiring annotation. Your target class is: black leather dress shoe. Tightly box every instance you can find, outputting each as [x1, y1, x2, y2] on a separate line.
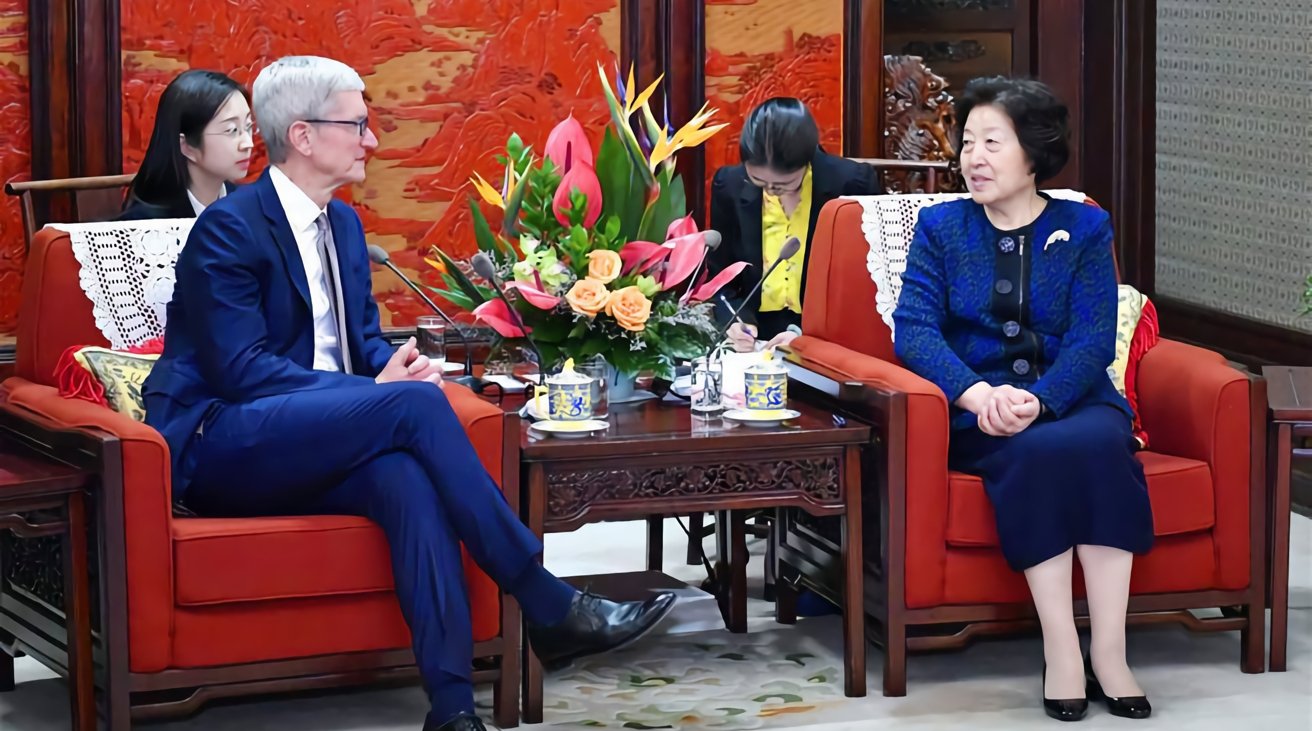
[527, 590, 677, 670]
[424, 711, 485, 731]
[1085, 655, 1152, 719]
[1043, 662, 1088, 722]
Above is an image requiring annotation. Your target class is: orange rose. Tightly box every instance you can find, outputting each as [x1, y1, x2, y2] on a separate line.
[606, 285, 652, 332]
[586, 250, 623, 284]
[565, 279, 610, 318]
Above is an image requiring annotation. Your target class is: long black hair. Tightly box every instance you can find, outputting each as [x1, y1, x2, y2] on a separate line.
[125, 70, 247, 210]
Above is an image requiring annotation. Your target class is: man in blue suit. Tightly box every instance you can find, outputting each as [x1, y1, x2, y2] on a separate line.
[143, 56, 675, 731]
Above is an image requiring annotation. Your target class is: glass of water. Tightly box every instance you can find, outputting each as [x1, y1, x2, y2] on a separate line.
[416, 316, 447, 368]
[690, 355, 724, 413]
[575, 355, 609, 418]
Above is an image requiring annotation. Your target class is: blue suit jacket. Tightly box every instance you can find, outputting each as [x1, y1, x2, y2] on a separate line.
[892, 196, 1131, 430]
[143, 170, 396, 496]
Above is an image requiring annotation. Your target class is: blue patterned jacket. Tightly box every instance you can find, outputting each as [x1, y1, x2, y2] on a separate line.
[892, 196, 1131, 430]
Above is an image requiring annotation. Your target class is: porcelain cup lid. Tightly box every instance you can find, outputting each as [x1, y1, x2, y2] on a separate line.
[546, 358, 592, 384]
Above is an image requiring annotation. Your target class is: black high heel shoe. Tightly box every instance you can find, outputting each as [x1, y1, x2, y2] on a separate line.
[1084, 654, 1152, 719]
[1043, 662, 1089, 722]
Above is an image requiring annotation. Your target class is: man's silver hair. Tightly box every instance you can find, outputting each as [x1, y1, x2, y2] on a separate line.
[253, 56, 365, 164]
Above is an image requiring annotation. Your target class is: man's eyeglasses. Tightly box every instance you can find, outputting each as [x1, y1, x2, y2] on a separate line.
[304, 117, 371, 137]
[207, 122, 255, 140]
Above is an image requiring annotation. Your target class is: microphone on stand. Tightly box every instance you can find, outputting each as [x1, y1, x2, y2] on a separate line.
[676, 229, 722, 298]
[367, 245, 492, 393]
[711, 235, 802, 348]
[470, 252, 552, 376]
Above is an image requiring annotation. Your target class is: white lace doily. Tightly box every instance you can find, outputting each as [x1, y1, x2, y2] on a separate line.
[52, 218, 195, 350]
[849, 189, 1090, 340]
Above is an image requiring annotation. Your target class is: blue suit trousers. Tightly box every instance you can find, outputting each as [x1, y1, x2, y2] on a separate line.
[182, 381, 550, 697]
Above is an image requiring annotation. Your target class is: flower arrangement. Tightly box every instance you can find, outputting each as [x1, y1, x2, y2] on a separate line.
[424, 66, 748, 380]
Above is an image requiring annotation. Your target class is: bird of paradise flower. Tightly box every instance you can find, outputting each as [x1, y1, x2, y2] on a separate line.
[422, 64, 748, 380]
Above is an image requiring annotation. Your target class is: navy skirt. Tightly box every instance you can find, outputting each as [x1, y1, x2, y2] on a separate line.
[949, 404, 1154, 571]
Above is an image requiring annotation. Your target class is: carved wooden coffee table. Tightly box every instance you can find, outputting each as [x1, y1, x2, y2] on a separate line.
[516, 398, 870, 723]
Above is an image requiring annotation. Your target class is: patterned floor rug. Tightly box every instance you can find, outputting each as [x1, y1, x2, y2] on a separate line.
[534, 627, 850, 730]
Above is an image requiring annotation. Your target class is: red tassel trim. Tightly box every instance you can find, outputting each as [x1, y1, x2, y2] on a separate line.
[1125, 298, 1161, 448]
[53, 337, 164, 409]
[54, 345, 109, 408]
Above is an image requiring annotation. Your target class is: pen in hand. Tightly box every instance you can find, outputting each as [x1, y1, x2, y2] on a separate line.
[718, 294, 757, 339]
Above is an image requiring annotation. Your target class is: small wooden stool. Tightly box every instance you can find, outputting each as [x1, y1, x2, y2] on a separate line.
[0, 443, 95, 731]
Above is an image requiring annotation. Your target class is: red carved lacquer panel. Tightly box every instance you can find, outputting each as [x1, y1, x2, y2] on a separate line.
[703, 0, 844, 206]
[0, 0, 28, 343]
[121, 1, 621, 328]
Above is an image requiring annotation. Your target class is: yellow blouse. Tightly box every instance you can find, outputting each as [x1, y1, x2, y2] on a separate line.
[759, 166, 813, 314]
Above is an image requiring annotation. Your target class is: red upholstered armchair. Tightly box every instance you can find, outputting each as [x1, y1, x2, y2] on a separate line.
[0, 226, 520, 728]
[782, 194, 1267, 696]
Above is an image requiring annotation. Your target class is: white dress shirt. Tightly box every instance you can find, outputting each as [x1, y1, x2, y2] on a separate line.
[268, 166, 344, 372]
[186, 183, 226, 215]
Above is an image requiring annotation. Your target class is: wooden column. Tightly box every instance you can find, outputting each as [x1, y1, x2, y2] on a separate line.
[28, 0, 121, 182]
[662, 0, 707, 220]
[843, 0, 884, 158]
[1035, 0, 1084, 190]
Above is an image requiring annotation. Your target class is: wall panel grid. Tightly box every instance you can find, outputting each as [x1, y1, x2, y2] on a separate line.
[1155, 0, 1312, 332]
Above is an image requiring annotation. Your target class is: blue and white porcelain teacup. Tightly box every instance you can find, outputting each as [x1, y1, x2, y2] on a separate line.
[743, 353, 787, 411]
[536, 359, 593, 421]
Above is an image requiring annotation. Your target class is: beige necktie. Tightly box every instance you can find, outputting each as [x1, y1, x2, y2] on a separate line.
[313, 214, 353, 374]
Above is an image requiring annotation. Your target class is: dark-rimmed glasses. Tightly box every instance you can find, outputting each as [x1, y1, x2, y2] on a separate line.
[304, 116, 370, 137]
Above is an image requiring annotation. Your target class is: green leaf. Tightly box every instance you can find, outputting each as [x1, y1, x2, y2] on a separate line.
[507, 133, 525, 161]
[568, 321, 589, 338]
[636, 169, 687, 243]
[596, 128, 649, 241]
[530, 314, 573, 345]
[785, 652, 815, 666]
[468, 198, 504, 255]
[634, 275, 660, 298]
[434, 249, 487, 306]
[429, 282, 476, 312]
[657, 330, 706, 361]
[501, 166, 533, 238]
[603, 211, 622, 244]
[577, 337, 606, 358]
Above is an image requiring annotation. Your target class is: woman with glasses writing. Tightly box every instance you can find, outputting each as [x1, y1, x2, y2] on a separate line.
[708, 98, 881, 352]
[121, 70, 254, 220]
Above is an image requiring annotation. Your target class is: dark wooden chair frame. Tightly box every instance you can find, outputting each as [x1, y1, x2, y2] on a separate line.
[778, 342, 1269, 697]
[0, 404, 523, 729]
[5, 174, 136, 249]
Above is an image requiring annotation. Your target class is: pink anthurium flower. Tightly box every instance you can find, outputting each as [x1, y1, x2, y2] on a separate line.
[665, 214, 699, 240]
[619, 240, 670, 274]
[505, 281, 561, 310]
[689, 262, 751, 303]
[544, 115, 594, 174]
[473, 298, 531, 337]
[656, 232, 706, 289]
[552, 163, 603, 228]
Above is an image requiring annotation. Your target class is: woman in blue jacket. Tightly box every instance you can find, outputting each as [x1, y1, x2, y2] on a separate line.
[894, 77, 1153, 722]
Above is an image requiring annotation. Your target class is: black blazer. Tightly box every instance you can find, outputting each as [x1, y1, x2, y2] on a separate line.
[119, 181, 239, 221]
[707, 149, 881, 328]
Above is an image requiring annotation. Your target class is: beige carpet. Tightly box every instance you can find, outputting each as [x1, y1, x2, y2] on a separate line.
[4, 516, 1311, 730]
